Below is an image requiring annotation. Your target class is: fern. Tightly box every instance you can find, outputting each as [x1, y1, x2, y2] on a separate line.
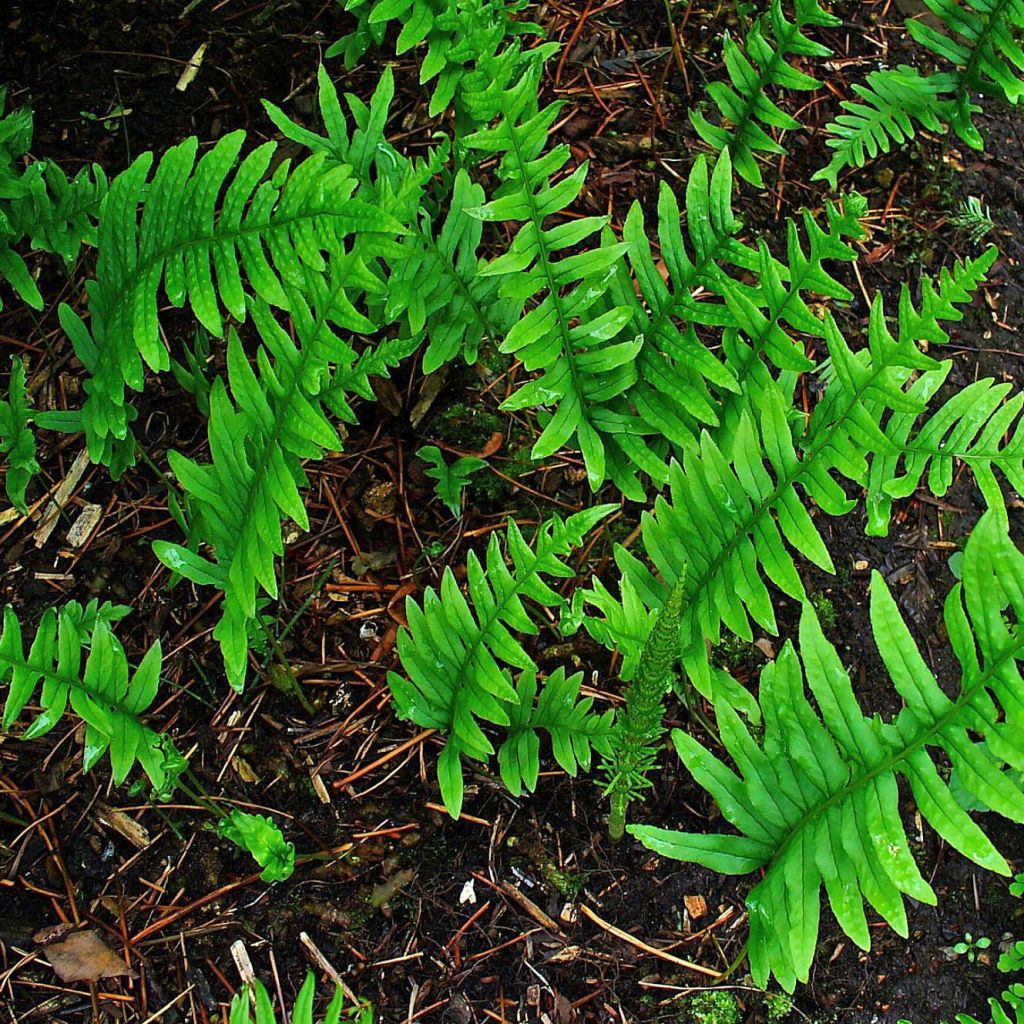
[328, 0, 541, 117]
[387, 505, 615, 816]
[263, 67, 518, 374]
[865, 372, 1024, 535]
[154, 267, 411, 692]
[464, 76, 641, 490]
[598, 151, 865, 496]
[0, 600, 185, 796]
[631, 513, 1024, 992]
[417, 445, 487, 515]
[691, 0, 839, 186]
[0, 356, 39, 512]
[496, 667, 615, 801]
[812, 66, 959, 190]
[61, 129, 402, 472]
[0, 86, 107, 311]
[907, 0, 1024, 148]
[229, 972, 373, 1024]
[582, 250, 999, 701]
[602, 575, 686, 841]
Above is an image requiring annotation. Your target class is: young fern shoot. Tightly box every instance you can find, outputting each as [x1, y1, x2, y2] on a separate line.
[603, 574, 686, 842]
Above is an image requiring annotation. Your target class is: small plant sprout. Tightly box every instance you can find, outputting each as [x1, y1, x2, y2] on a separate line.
[953, 933, 992, 963]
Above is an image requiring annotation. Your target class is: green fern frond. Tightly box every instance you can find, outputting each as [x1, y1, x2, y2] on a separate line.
[329, 0, 541, 117]
[691, 0, 839, 186]
[264, 67, 517, 374]
[464, 78, 641, 490]
[867, 374, 1024, 534]
[812, 67, 959, 189]
[907, 0, 1024, 148]
[0, 87, 106, 311]
[387, 505, 615, 816]
[496, 667, 615, 799]
[0, 601, 185, 794]
[631, 513, 1024, 992]
[229, 972, 373, 1024]
[583, 252, 992, 701]
[62, 130, 403, 471]
[154, 263, 403, 692]
[0, 356, 39, 512]
[417, 445, 487, 515]
[598, 151, 864, 496]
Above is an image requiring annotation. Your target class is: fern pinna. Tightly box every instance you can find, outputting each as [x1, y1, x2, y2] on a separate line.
[387, 507, 615, 817]
[0, 600, 184, 796]
[691, 0, 838, 186]
[59, 129, 402, 475]
[632, 514, 1024, 992]
[582, 249, 1005, 702]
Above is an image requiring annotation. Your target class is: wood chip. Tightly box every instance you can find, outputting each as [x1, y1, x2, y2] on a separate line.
[34, 449, 90, 547]
[65, 502, 102, 548]
[683, 894, 707, 919]
[94, 802, 151, 850]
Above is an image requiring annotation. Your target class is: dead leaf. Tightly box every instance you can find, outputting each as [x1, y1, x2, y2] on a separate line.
[43, 930, 135, 983]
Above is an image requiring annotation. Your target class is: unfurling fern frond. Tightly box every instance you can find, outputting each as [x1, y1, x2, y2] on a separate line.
[907, 0, 1024, 148]
[632, 514, 1024, 992]
[465, 78, 640, 490]
[154, 263, 406, 692]
[581, 251, 995, 702]
[1, 356, 39, 512]
[62, 130, 403, 471]
[690, 0, 838, 186]
[496, 667, 614, 801]
[229, 972, 373, 1024]
[387, 505, 615, 816]
[0, 601, 185, 796]
[812, 66, 958, 190]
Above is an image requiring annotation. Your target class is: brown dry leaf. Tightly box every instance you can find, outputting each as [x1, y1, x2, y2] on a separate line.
[43, 930, 134, 983]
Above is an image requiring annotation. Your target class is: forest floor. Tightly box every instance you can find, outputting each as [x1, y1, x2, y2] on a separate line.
[2, 0, 1024, 1022]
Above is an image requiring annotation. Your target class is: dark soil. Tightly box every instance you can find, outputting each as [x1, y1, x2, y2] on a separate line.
[2, 1, 1024, 1023]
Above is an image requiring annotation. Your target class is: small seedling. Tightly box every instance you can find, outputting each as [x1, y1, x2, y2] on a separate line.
[953, 933, 992, 962]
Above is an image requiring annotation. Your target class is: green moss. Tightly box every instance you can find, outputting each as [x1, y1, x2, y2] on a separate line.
[544, 864, 587, 899]
[683, 990, 741, 1024]
[763, 991, 795, 1023]
[810, 591, 836, 630]
[433, 400, 503, 448]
